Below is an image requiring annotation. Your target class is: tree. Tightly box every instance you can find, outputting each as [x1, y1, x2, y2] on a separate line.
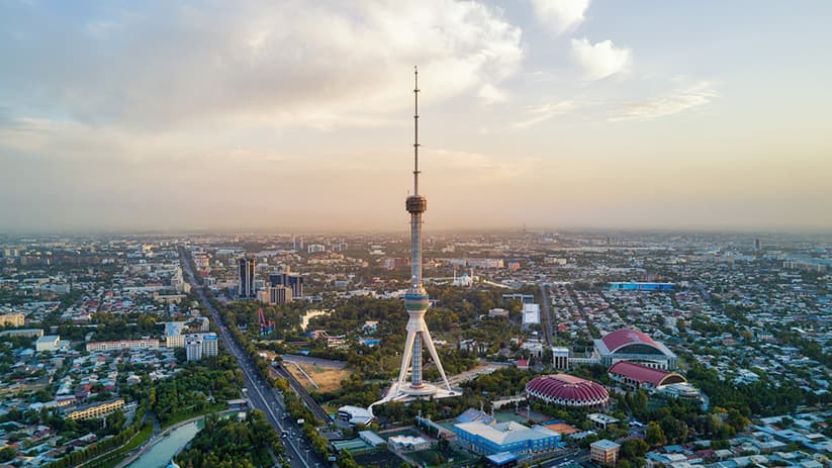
[0, 447, 16, 463]
[646, 421, 667, 447]
[727, 409, 751, 432]
[621, 439, 649, 459]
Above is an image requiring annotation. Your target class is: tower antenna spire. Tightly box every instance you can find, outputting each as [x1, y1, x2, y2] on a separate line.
[413, 65, 420, 196]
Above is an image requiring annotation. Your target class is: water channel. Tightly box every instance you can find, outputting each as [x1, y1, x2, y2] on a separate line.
[127, 419, 204, 468]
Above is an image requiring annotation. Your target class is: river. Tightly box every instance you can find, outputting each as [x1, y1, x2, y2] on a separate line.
[127, 419, 204, 468]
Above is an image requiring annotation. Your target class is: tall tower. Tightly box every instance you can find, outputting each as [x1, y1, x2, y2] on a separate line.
[378, 67, 458, 404]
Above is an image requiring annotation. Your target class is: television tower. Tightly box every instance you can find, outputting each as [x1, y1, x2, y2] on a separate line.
[371, 67, 458, 408]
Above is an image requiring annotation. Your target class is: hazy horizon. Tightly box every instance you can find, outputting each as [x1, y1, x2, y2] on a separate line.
[2, 1, 831, 233]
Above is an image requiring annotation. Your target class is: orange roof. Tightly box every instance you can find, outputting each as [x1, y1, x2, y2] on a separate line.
[545, 423, 578, 435]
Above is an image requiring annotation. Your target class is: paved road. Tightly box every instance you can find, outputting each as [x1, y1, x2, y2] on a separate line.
[537, 449, 589, 467]
[180, 248, 321, 468]
[444, 362, 512, 386]
[271, 365, 332, 424]
[539, 283, 555, 346]
[281, 354, 348, 370]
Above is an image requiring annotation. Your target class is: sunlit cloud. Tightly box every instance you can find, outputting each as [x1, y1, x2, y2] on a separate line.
[477, 83, 509, 105]
[530, 0, 591, 34]
[1, 0, 523, 130]
[609, 82, 717, 122]
[0, 0, 829, 232]
[513, 101, 577, 128]
[571, 38, 632, 81]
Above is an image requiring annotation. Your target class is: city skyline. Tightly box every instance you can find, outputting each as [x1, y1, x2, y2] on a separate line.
[2, 1, 832, 233]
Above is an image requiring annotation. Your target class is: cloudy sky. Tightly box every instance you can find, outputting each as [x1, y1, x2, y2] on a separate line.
[1, 0, 831, 233]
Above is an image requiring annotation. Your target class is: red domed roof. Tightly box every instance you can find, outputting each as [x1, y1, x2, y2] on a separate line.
[608, 361, 686, 387]
[601, 329, 658, 353]
[526, 374, 609, 407]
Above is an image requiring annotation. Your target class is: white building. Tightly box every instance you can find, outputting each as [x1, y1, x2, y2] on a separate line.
[521, 339, 545, 358]
[552, 347, 570, 369]
[522, 303, 540, 326]
[336, 405, 373, 426]
[307, 244, 326, 253]
[86, 339, 160, 352]
[165, 321, 187, 348]
[35, 335, 61, 352]
[488, 308, 509, 318]
[388, 435, 431, 452]
[185, 333, 219, 361]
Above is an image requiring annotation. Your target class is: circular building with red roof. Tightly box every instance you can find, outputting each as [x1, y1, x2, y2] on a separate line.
[526, 374, 609, 408]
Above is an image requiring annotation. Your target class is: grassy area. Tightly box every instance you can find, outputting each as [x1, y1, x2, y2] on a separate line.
[85, 423, 153, 468]
[286, 361, 351, 393]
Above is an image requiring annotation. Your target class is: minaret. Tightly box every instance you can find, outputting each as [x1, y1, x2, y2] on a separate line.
[393, 67, 453, 395]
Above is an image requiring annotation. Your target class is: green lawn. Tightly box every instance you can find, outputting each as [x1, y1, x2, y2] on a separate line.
[86, 423, 153, 468]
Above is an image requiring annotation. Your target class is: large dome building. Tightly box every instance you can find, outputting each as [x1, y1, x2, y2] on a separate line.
[594, 328, 677, 369]
[525, 374, 609, 408]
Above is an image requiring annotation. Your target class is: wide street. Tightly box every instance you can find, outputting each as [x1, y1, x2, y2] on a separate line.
[180, 249, 323, 468]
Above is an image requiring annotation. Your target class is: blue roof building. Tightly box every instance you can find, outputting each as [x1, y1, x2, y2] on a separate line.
[453, 421, 561, 456]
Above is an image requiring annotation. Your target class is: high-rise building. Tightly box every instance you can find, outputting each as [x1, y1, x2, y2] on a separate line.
[268, 267, 303, 299]
[268, 285, 293, 305]
[185, 333, 219, 361]
[238, 257, 256, 298]
[371, 68, 459, 410]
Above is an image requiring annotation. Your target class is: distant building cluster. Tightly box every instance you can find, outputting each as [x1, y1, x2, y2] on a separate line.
[237, 258, 305, 305]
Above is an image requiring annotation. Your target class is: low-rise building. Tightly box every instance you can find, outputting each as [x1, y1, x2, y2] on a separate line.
[86, 339, 160, 352]
[590, 439, 620, 466]
[0, 328, 44, 338]
[453, 421, 561, 455]
[35, 335, 61, 352]
[388, 435, 431, 452]
[336, 405, 374, 426]
[66, 399, 125, 421]
[0, 312, 25, 327]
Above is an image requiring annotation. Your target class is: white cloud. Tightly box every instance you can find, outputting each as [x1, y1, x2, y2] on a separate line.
[571, 38, 632, 80]
[513, 101, 577, 128]
[1, 0, 523, 130]
[530, 0, 590, 34]
[477, 83, 509, 104]
[609, 81, 717, 122]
